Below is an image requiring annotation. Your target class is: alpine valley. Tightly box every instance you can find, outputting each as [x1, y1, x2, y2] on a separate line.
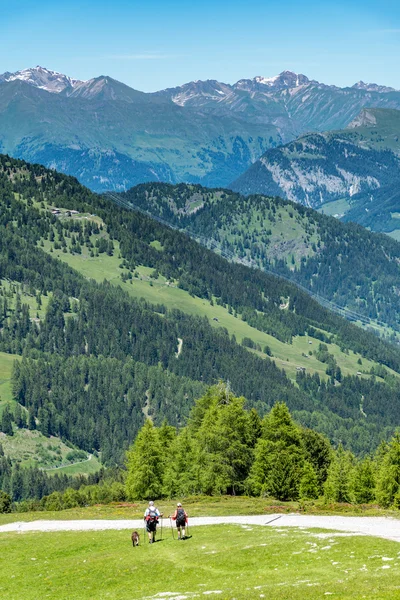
[3, 67, 400, 498]
[2, 154, 400, 475]
[3, 66, 400, 196]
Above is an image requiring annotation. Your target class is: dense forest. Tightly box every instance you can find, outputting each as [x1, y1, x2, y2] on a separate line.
[125, 386, 399, 506]
[118, 182, 400, 335]
[4, 385, 400, 512]
[1, 154, 400, 475]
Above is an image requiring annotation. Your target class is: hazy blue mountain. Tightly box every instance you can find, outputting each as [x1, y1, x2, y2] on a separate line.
[0, 76, 278, 191]
[2, 66, 400, 191]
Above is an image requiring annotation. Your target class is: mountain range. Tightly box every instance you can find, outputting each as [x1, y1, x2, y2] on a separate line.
[2, 66, 400, 194]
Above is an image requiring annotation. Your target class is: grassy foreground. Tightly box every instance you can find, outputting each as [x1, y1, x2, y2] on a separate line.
[2, 525, 400, 599]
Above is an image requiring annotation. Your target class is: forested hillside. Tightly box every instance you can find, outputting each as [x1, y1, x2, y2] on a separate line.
[1, 154, 400, 474]
[229, 108, 400, 239]
[117, 182, 400, 337]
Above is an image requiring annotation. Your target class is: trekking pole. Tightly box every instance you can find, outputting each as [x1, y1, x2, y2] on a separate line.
[186, 519, 189, 538]
[170, 517, 175, 540]
[161, 516, 163, 541]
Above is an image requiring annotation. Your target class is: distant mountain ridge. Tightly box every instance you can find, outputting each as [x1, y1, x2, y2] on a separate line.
[230, 107, 400, 235]
[2, 66, 400, 192]
[4, 66, 397, 96]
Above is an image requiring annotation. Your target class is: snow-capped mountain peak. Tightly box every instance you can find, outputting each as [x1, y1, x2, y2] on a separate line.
[254, 71, 309, 87]
[0, 66, 84, 93]
[234, 70, 315, 92]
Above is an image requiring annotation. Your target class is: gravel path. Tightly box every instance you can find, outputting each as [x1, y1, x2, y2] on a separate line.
[2, 514, 400, 542]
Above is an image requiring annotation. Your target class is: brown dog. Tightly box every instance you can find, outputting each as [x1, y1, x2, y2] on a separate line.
[131, 530, 140, 547]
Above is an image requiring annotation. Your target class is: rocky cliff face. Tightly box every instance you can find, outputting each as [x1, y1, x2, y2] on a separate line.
[230, 109, 400, 217]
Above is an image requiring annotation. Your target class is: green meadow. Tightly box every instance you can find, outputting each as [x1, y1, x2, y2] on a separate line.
[2, 524, 400, 599]
[0, 350, 18, 405]
[42, 230, 390, 383]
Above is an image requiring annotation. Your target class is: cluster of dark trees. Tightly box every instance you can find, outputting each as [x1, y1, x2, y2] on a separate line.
[126, 385, 400, 508]
[1, 153, 400, 471]
[12, 356, 205, 464]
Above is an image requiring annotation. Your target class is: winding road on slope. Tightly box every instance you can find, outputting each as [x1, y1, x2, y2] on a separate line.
[2, 514, 400, 542]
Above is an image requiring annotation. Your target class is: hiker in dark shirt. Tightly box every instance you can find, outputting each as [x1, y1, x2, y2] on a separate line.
[170, 502, 188, 540]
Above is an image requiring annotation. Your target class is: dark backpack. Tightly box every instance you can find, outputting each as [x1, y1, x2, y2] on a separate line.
[176, 508, 185, 523]
[148, 508, 158, 522]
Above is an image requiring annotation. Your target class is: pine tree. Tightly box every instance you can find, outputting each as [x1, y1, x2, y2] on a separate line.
[158, 419, 176, 453]
[301, 428, 332, 491]
[125, 420, 164, 500]
[299, 462, 320, 500]
[13, 403, 26, 428]
[268, 451, 303, 501]
[247, 402, 305, 500]
[1, 405, 14, 436]
[10, 464, 24, 501]
[324, 445, 354, 503]
[249, 408, 262, 447]
[163, 427, 198, 497]
[350, 457, 375, 504]
[195, 385, 253, 495]
[0, 491, 11, 514]
[28, 408, 36, 431]
[376, 433, 400, 507]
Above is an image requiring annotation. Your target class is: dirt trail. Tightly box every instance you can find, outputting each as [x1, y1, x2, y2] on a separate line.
[2, 514, 400, 542]
[175, 337, 183, 358]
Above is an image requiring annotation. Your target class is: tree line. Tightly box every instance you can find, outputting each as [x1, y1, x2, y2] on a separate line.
[125, 384, 400, 508]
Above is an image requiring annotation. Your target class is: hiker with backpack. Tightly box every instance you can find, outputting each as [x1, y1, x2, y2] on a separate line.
[144, 501, 163, 544]
[170, 502, 188, 540]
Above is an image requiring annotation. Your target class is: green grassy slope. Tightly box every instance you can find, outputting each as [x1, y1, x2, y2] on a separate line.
[38, 208, 389, 384]
[0, 428, 100, 473]
[2, 526, 400, 600]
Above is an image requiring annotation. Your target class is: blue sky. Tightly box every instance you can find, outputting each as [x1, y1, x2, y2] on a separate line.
[2, 0, 400, 91]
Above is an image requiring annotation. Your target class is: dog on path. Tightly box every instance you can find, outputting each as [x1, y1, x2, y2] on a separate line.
[131, 531, 140, 547]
